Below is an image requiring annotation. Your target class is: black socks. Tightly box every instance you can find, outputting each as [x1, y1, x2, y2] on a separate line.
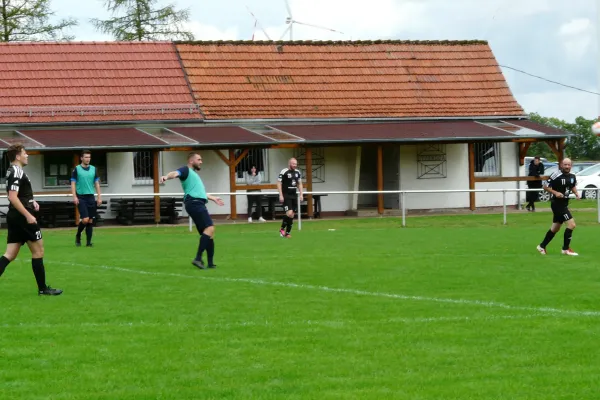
[0, 255, 10, 277]
[540, 230, 556, 248]
[563, 228, 573, 250]
[85, 223, 93, 244]
[32, 258, 46, 291]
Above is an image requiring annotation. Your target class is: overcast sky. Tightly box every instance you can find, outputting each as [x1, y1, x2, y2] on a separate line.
[52, 0, 598, 122]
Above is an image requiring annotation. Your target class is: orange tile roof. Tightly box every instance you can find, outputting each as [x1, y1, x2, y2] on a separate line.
[175, 40, 524, 120]
[0, 42, 201, 124]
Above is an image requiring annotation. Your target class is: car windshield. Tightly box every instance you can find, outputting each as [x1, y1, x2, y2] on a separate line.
[544, 165, 559, 175]
[576, 163, 600, 176]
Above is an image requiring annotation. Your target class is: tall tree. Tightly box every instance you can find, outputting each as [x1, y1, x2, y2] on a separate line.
[0, 0, 77, 42]
[528, 113, 600, 161]
[91, 0, 194, 41]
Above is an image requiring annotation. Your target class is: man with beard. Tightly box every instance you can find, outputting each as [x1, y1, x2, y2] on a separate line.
[536, 158, 580, 256]
[160, 153, 225, 269]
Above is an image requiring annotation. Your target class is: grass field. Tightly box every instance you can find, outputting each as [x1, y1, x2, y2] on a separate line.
[1, 209, 599, 400]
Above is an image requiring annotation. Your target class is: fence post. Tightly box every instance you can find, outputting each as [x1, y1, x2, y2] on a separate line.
[401, 191, 406, 227]
[597, 188, 600, 224]
[503, 190, 507, 225]
[298, 193, 302, 231]
[189, 216, 193, 232]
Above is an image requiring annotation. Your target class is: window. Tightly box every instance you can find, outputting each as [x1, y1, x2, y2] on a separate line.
[44, 152, 108, 187]
[235, 148, 269, 184]
[133, 151, 157, 185]
[0, 152, 9, 188]
[294, 147, 325, 183]
[474, 142, 501, 176]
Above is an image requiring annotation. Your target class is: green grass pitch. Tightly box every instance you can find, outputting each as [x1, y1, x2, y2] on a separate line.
[1, 209, 599, 399]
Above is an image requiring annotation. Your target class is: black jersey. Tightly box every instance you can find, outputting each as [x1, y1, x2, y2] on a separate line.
[546, 170, 577, 206]
[6, 165, 35, 211]
[278, 168, 302, 194]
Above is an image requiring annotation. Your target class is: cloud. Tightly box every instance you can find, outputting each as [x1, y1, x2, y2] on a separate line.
[517, 89, 598, 120]
[183, 21, 239, 40]
[559, 18, 592, 36]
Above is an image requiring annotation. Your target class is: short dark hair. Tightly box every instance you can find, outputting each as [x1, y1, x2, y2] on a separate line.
[7, 144, 25, 162]
[81, 149, 91, 157]
[188, 152, 200, 161]
[534, 156, 541, 160]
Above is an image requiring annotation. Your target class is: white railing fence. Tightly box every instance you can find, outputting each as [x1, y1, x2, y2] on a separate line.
[0, 188, 598, 231]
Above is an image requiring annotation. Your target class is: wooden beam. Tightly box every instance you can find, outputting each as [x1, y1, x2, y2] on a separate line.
[232, 148, 249, 167]
[475, 176, 550, 183]
[558, 138, 566, 164]
[214, 149, 231, 166]
[518, 142, 531, 166]
[228, 149, 237, 219]
[152, 149, 160, 224]
[468, 143, 476, 211]
[73, 152, 80, 226]
[238, 184, 278, 191]
[377, 145, 384, 215]
[270, 143, 301, 149]
[305, 147, 313, 218]
[161, 147, 196, 152]
[545, 140, 561, 161]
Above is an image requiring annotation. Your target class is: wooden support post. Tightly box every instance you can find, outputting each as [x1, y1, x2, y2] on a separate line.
[152, 149, 160, 223]
[73, 153, 80, 226]
[377, 145, 384, 215]
[228, 149, 237, 220]
[558, 138, 566, 164]
[468, 143, 476, 211]
[305, 147, 313, 218]
[518, 142, 531, 166]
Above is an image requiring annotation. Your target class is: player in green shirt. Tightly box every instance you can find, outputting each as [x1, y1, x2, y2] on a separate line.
[71, 150, 102, 247]
[161, 152, 224, 269]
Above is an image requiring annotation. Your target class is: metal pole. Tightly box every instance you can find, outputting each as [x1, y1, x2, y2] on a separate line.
[401, 191, 406, 227]
[502, 190, 507, 225]
[189, 216, 192, 232]
[297, 192, 302, 231]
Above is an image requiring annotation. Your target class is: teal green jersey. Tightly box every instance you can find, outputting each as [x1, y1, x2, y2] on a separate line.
[177, 166, 207, 200]
[71, 165, 99, 195]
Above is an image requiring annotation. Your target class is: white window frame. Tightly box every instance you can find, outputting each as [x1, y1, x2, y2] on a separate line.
[133, 151, 162, 186]
[42, 153, 109, 189]
[235, 148, 270, 185]
[473, 142, 502, 177]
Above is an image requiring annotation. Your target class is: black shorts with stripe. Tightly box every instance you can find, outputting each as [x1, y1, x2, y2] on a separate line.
[551, 201, 573, 224]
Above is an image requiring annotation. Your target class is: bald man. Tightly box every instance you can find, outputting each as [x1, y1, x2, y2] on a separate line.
[537, 158, 580, 256]
[277, 158, 303, 238]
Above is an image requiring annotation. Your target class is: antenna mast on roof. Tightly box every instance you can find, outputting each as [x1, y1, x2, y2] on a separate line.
[280, 0, 344, 40]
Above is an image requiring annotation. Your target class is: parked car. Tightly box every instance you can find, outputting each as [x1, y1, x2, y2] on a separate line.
[544, 161, 598, 177]
[574, 163, 600, 200]
[534, 162, 600, 202]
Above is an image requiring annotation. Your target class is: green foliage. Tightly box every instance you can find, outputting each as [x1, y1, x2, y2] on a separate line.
[91, 0, 194, 41]
[0, 0, 77, 42]
[529, 113, 600, 161]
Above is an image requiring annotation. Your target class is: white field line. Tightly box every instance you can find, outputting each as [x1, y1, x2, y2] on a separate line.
[53, 261, 600, 318]
[0, 314, 547, 330]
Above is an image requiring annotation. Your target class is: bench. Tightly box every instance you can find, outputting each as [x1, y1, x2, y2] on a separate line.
[36, 200, 107, 228]
[247, 193, 327, 220]
[110, 197, 182, 225]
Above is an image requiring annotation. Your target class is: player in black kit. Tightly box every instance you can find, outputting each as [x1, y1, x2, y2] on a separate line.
[0, 145, 62, 295]
[537, 158, 580, 256]
[277, 158, 303, 238]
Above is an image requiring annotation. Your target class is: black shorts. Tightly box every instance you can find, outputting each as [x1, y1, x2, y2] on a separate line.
[283, 193, 298, 213]
[185, 199, 214, 233]
[77, 194, 97, 220]
[6, 210, 42, 245]
[551, 202, 573, 224]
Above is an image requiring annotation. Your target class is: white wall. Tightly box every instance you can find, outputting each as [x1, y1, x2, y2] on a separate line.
[400, 144, 470, 209]
[399, 143, 519, 210]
